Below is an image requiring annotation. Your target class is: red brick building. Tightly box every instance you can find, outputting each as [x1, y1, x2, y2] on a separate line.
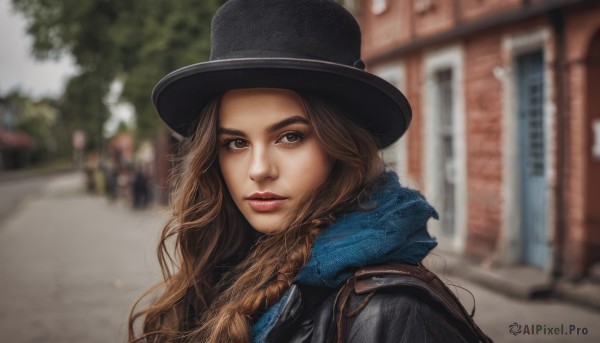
[351, 0, 600, 278]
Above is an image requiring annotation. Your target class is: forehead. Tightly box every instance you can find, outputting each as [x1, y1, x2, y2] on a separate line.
[218, 88, 307, 127]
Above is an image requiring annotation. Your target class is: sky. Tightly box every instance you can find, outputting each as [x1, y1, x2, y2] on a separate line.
[0, 0, 134, 136]
[0, 0, 77, 97]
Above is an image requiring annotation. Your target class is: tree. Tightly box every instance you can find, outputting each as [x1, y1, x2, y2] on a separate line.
[4, 90, 69, 163]
[60, 71, 112, 151]
[12, 0, 223, 141]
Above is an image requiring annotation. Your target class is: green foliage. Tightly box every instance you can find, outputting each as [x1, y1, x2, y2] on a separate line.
[5, 90, 71, 163]
[12, 0, 222, 141]
[116, 120, 130, 134]
[115, 0, 222, 139]
[16, 99, 58, 149]
[59, 71, 112, 151]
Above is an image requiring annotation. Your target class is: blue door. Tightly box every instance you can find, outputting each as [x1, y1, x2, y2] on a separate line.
[517, 51, 548, 269]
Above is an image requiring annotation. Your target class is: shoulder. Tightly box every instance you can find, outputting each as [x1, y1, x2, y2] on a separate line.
[337, 263, 489, 343]
[344, 289, 470, 343]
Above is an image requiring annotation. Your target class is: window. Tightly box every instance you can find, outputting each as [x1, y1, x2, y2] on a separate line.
[423, 45, 466, 252]
[371, 0, 388, 15]
[415, 0, 436, 14]
[435, 69, 456, 236]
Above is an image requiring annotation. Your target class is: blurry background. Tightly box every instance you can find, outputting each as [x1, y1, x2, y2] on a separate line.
[356, 0, 600, 306]
[1, 0, 600, 342]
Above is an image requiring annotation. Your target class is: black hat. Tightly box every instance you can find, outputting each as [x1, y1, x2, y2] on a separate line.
[152, 0, 411, 148]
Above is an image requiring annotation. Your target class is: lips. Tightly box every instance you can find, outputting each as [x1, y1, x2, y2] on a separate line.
[245, 192, 287, 212]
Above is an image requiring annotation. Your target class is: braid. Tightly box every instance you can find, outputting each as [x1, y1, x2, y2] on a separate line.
[259, 225, 320, 310]
[195, 224, 323, 343]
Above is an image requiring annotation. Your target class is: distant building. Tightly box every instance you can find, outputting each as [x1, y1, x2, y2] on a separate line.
[352, 0, 600, 278]
[0, 97, 35, 169]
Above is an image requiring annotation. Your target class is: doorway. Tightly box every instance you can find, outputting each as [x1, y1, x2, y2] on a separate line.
[516, 50, 549, 269]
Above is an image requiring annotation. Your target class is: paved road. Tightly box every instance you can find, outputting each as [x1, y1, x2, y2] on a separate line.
[0, 172, 164, 342]
[1, 172, 599, 342]
[0, 174, 51, 226]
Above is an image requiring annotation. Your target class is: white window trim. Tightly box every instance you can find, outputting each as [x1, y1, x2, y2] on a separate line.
[414, 0, 437, 15]
[499, 28, 555, 270]
[372, 62, 413, 186]
[422, 44, 467, 253]
[371, 0, 388, 15]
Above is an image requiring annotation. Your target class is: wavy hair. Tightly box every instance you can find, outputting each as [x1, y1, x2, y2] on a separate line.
[129, 92, 385, 343]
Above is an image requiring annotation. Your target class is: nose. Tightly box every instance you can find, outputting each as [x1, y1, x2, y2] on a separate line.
[249, 145, 278, 182]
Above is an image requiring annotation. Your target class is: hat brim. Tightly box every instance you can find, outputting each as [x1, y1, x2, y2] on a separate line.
[152, 58, 411, 148]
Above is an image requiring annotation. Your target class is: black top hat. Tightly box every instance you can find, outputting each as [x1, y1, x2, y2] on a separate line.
[152, 0, 411, 148]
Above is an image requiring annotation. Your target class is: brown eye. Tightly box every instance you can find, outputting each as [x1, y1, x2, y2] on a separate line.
[225, 138, 248, 150]
[279, 132, 303, 144]
[234, 139, 247, 148]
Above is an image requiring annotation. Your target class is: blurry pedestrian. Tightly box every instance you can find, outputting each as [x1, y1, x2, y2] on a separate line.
[84, 165, 95, 194]
[132, 167, 150, 210]
[116, 163, 132, 202]
[84, 151, 99, 194]
[103, 160, 118, 202]
[129, 1, 491, 342]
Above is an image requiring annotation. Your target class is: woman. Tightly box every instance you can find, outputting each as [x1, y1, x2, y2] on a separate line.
[130, 0, 491, 342]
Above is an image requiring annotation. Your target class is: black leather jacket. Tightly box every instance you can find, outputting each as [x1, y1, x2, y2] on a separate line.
[263, 265, 490, 343]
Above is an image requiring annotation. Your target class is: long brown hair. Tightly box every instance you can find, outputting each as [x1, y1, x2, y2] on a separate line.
[129, 91, 385, 343]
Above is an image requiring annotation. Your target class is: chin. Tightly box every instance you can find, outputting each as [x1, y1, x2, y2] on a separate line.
[248, 217, 287, 235]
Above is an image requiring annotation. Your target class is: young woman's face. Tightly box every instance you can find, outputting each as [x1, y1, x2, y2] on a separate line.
[218, 88, 332, 234]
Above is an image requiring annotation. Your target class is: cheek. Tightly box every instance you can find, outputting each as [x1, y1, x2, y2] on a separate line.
[291, 143, 332, 193]
[218, 153, 240, 195]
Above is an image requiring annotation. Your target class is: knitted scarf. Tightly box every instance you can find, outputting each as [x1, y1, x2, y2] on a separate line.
[251, 171, 438, 342]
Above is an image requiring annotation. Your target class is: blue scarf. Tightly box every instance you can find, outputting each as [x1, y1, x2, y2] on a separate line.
[251, 171, 438, 342]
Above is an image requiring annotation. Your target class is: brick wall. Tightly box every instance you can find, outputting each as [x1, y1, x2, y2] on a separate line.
[405, 54, 425, 189]
[463, 32, 504, 257]
[563, 4, 600, 276]
[362, 0, 412, 58]
[413, 0, 455, 38]
[457, 0, 521, 23]
[359, 0, 600, 275]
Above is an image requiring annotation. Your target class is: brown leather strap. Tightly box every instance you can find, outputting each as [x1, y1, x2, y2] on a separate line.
[333, 277, 355, 343]
[352, 263, 493, 343]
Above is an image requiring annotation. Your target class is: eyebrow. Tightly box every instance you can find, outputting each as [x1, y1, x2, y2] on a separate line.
[218, 115, 309, 136]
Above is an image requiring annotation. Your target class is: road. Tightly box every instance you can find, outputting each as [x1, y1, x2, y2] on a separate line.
[0, 172, 164, 342]
[0, 172, 599, 342]
[0, 174, 50, 226]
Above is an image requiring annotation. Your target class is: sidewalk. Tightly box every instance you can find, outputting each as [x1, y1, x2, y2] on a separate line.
[424, 251, 553, 299]
[425, 246, 600, 313]
[0, 163, 74, 183]
[0, 172, 165, 343]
